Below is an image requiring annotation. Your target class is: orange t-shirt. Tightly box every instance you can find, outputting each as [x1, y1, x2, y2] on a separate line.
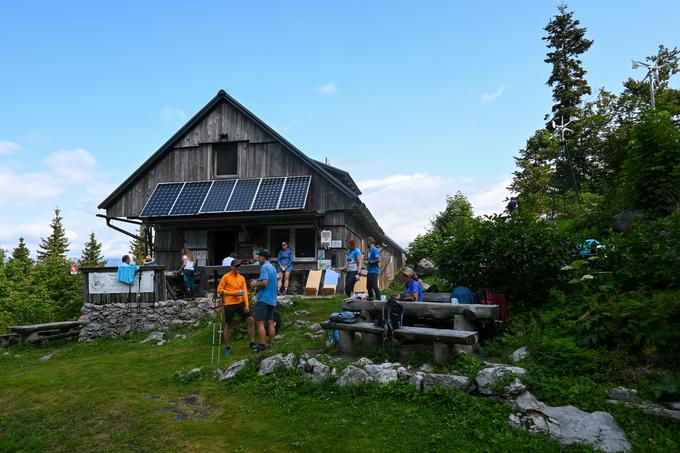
[217, 271, 249, 307]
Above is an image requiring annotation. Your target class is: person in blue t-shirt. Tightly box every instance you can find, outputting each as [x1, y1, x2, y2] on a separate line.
[365, 238, 381, 301]
[397, 267, 423, 302]
[336, 238, 363, 297]
[276, 241, 294, 295]
[250, 249, 278, 352]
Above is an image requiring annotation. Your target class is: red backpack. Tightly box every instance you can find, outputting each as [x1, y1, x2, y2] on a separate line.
[475, 289, 509, 323]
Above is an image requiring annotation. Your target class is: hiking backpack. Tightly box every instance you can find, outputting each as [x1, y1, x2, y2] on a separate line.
[329, 311, 359, 324]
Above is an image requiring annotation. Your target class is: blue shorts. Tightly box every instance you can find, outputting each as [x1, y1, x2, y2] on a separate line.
[277, 264, 293, 273]
[254, 302, 275, 321]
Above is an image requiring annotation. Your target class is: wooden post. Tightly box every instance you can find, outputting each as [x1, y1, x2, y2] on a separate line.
[453, 314, 474, 355]
[338, 330, 355, 354]
[433, 341, 451, 364]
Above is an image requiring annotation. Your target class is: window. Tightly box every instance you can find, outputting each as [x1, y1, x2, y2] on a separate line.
[214, 143, 238, 177]
[294, 228, 316, 259]
[267, 226, 317, 261]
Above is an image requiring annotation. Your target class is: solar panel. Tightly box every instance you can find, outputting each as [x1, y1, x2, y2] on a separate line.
[278, 176, 311, 209]
[170, 181, 213, 215]
[252, 177, 285, 211]
[225, 178, 260, 212]
[200, 179, 236, 213]
[139, 183, 184, 217]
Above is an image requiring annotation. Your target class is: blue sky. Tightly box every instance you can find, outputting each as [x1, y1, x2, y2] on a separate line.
[1, 1, 679, 257]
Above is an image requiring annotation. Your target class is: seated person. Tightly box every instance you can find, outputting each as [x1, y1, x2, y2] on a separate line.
[396, 267, 423, 302]
[222, 252, 238, 266]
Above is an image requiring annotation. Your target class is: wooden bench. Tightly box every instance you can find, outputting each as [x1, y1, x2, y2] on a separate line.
[0, 333, 18, 347]
[321, 321, 478, 363]
[8, 321, 83, 347]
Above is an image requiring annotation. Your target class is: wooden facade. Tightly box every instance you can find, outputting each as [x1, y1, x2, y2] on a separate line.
[98, 90, 403, 290]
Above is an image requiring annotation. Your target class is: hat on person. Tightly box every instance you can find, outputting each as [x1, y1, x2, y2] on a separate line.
[142, 256, 155, 265]
[231, 259, 242, 267]
[258, 249, 271, 259]
[400, 266, 416, 279]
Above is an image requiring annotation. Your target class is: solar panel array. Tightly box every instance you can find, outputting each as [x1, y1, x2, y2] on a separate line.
[139, 176, 311, 218]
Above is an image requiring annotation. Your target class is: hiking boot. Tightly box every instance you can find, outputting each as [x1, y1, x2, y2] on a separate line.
[253, 343, 266, 352]
[249, 342, 257, 350]
[223, 346, 231, 356]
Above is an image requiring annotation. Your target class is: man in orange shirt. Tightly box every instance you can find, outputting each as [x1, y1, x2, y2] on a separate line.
[217, 260, 255, 355]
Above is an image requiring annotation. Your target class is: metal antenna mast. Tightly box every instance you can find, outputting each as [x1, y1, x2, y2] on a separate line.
[551, 116, 581, 204]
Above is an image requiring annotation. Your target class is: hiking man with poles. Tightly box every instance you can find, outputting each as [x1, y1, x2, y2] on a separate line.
[250, 249, 277, 352]
[216, 259, 255, 355]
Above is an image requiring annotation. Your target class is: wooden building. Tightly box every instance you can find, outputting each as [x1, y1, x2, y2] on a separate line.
[98, 90, 403, 290]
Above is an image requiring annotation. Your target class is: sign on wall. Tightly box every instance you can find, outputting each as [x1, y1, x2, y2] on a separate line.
[88, 271, 155, 294]
[330, 240, 342, 249]
[320, 230, 332, 247]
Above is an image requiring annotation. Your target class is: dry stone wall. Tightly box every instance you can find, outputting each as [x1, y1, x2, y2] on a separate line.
[79, 298, 213, 341]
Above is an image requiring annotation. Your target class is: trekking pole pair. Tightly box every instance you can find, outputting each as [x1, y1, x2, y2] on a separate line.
[210, 275, 224, 367]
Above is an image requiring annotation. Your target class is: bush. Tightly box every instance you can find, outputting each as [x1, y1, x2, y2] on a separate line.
[604, 214, 680, 291]
[436, 215, 573, 307]
[575, 289, 680, 367]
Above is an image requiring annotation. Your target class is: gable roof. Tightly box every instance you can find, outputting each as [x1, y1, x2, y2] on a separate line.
[314, 159, 362, 195]
[99, 90, 360, 210]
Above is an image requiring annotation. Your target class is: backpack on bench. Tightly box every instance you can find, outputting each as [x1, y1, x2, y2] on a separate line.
[330, 311, 359, 324]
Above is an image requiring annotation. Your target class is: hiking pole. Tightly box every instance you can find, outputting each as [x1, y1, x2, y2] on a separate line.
[211, 284, 218, 367]
[217, 308, 223, 368]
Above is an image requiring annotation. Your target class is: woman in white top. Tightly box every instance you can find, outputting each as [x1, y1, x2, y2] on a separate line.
[180, 248, 196, 300]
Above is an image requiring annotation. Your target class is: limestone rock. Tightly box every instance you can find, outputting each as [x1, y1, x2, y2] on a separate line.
[218, 359, 248, 381]
[140, 331, 164, 344]
[608, 386, 638, 402]
[336, 366, 371, 387]
[39, 353, 53, 362]
[308, 323, 322, 332]
[294, 310, 311, 316]
[353, 357, 374, 368]
[509, 346, 529, 363]
[299, 357, 332, 383]
[510, 391, 631, 453]
[257, 353, 297, 376]
[415, 258, 437, 276]
[422, 374, 475, 393]
[365, 363, 400, 384]
[476, 365, 526, 396]
[176, 367, 204, 380]
[418, 363, 434, 373]
[292, 320, 308, 328]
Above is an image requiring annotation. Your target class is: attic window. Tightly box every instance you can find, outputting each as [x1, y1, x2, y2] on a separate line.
[214, 143, 238, 177]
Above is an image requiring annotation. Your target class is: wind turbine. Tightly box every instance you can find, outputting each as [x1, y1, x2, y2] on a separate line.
[551, 117, 572, 142]
[632, 58, 666, 109]
[550, 116, 581, 204]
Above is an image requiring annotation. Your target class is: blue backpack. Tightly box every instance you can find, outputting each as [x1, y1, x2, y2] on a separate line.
[451, 287, 474, 304]
[330, 311, 359, 324]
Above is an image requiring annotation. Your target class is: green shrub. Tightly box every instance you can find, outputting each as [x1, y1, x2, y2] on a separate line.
[604, 214, 680, 291]
[436, 214, 573, 307]
[575, 289, 680, 367]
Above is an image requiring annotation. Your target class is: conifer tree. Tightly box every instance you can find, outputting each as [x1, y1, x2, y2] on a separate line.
[129, 227, 148, 265]
[543, 3, 593, 125]
[37, 207, 70, 260]
[79, 232, 107, 267]
[11, 237, 33, 270]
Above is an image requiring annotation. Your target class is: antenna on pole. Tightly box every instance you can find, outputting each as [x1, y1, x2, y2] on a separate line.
[552, 116, 581, 205]
[631, 56, 666, 109]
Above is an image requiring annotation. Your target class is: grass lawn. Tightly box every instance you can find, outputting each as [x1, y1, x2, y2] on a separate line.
[0, 297, 676, 452]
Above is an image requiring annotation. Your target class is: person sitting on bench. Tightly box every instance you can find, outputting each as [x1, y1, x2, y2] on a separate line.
[396, 267, 423, 302]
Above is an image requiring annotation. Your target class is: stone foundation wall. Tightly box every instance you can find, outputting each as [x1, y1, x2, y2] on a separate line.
[79, 298, 213, 341]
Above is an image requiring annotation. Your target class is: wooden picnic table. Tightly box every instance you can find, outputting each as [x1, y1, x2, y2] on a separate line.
[8, 321, 83, 346]
[341, 299, 500, 321]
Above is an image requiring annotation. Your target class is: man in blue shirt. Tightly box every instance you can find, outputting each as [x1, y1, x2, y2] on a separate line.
[250, 249, 278, 351]
[366, 238, 381, 301]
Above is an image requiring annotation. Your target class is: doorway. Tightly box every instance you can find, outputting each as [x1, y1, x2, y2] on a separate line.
[210, 230, 237, 265]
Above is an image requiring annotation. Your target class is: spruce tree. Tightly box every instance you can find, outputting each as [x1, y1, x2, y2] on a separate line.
[11, 237, 32, 270]
[79, 232, 107, 267]
[543, 3, 593, 125]
[129, 227, 148, 265]
[37, 207, 70, 260]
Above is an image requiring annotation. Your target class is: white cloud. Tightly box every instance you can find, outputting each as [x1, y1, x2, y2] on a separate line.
[357, 173, 512, 248]
[0, 141, 20, 155]
[316, 83, 337, 95]
[0, 168, 61, 203]
[43, 148, 96, 184]
[161, 107, 187, 123]
[481, 85, 506, 102]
